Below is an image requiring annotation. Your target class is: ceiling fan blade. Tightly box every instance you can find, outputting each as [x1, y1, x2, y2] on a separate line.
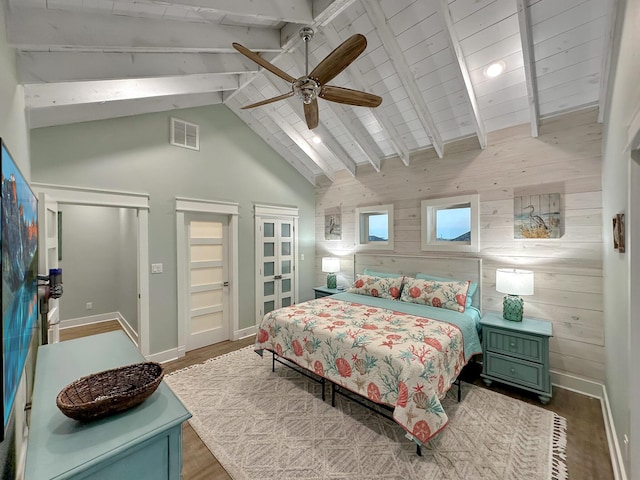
[240, 91, 294, 109]
[232, 42, 296, 84]
[309, 34, 367, 86]
[319, 85, 382, 108]
[304, 100, 319, 130]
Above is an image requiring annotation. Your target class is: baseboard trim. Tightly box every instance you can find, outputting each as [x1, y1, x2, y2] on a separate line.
[60, 312, 139, 346]
[147, 348, 180, 364]
[601, 384, 628, 480]
[234, 325, 257, 340]
[550, 370, 603, 398]
[59, 313, 119, 329]
[550, 370, 627, 480]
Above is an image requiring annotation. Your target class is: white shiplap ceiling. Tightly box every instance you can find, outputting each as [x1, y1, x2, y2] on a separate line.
[6, 0, 616, 184]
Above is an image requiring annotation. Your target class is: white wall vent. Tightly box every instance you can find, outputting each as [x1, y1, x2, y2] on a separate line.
[170, 117, 199, 151]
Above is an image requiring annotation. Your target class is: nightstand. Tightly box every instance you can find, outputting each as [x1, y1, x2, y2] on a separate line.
[313, 286, 343, 298]
[480, 311, 553, 404]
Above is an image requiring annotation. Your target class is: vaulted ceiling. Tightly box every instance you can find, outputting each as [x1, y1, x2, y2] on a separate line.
[6, 0, 615, 184]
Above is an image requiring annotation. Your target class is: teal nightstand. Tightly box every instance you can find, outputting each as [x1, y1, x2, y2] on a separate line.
[313, 286, 343, 298]
[480, 311, 553, 404]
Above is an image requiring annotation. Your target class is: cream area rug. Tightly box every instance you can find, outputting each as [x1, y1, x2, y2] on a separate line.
[166, 347, 567, 480]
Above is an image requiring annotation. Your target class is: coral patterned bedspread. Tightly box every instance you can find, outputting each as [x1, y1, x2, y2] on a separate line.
[255, 293, 482, 445]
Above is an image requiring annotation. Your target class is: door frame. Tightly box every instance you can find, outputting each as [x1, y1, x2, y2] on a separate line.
[176, 197, 239, 358]
[31, 183, 151, 355]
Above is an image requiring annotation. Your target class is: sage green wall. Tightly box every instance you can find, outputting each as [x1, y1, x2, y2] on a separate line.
[30, 105, 316, 355]
[0, 3, 32, 477]
[602, 0, 639, 476]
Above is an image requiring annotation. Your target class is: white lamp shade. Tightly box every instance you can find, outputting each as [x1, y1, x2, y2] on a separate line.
[496, 268, 534, 295]
[322, 257, 340, 273]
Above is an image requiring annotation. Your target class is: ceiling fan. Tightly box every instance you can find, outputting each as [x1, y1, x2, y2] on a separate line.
[232, 27, 382, 130]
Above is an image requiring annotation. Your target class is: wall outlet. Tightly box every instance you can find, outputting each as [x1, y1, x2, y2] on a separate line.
[151, 263, 163, 274]
[86, 302, 93, 310]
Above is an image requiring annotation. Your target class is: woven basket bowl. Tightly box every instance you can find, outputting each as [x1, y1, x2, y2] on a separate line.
[56, 362, 164, 422]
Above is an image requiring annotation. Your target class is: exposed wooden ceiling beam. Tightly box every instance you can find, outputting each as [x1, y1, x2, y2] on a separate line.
[242, 85, 336, 182]
[436, 0, 486, 149]
[135, 0, 314, 24]
[28, 92, 224, 129]
[320, 25, 411, 166]
[259, 75, 356, 176]
[227, 0, 356, 103]
[281, 0, 357, 45]
[324, 102, 382, 172]
[6, 8, 281, 53]
[598, 0, 619, 124]
[287, 46, 379, 172]
[17, 52, 259, 83]
[24, 74, 237, 109]
[516, 0, 540, 138]
[227, 98, 317, 185]
[363, 1, 445, 158]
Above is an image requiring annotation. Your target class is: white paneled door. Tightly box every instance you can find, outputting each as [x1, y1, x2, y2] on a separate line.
[37, 193, 60, 343]
[186, 215, 229, 351]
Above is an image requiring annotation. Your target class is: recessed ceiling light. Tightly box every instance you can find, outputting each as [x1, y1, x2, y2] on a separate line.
[484, 61, 506, 78]
[312, 136, 322, 144]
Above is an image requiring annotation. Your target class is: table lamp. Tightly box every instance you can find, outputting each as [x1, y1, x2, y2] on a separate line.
[321, 257, 340, 289]
[495, 268, 534, 321]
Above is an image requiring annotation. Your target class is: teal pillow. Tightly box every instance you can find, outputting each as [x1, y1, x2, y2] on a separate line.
[363, 268, 403, 279]
[415, 273, 478, 308]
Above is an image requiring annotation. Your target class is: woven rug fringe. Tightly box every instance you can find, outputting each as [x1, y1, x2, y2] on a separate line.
[166, 345, 254, 377]
[551, 413, 568, 480]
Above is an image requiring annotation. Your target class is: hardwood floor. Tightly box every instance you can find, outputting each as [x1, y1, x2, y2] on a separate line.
[62, 323, 614, 480]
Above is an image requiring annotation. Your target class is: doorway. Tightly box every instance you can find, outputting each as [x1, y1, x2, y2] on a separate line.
[32, 183, 150, 355]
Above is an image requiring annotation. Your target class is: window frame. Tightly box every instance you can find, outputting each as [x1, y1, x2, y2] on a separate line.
[355, 204, 394, 251]
[420, 194, 479, 252]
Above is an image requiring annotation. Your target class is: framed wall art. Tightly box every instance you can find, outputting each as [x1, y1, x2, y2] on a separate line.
[324, 210, 342, 240]
[514, 193, 561, 239]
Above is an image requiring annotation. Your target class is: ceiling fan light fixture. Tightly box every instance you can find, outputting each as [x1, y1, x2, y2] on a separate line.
[485, 61, 506, 78]
[294, 77, 320, 104]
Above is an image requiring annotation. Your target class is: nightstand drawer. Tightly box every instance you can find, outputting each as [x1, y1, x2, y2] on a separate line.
[484, 352, 544, 390]
[484, 327, 543, 363]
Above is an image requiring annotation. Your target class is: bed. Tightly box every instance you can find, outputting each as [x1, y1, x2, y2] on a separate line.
[255, 254, 483, 449]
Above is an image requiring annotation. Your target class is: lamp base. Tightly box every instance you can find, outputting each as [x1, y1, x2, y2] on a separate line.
[502, 294, 523, 321]
[326, 273, 337, 289]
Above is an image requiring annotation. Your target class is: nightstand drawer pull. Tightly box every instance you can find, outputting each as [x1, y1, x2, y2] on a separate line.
[510, 342, 516, 348]
[510, 367, 516, 374]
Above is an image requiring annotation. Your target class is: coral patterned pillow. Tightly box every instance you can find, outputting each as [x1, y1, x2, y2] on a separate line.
[400, 277, 470, 312]
[347, 274, 403, 300]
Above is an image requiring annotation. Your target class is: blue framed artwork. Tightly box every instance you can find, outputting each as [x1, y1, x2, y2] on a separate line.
[1, 139, 38, 441]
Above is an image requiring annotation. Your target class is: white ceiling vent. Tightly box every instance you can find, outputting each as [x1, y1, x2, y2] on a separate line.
[171, 117, 199, 151]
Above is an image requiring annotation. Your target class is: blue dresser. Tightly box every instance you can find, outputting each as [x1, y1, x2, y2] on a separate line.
[25, 331, 191, 479]
[480, 311, 553, 404]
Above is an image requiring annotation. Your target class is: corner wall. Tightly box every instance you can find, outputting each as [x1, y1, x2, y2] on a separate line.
[601, 0, 640, 476]
[316, 108, 603, 383]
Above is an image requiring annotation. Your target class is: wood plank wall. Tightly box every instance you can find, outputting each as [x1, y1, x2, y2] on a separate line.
[315, 108, 603, 382]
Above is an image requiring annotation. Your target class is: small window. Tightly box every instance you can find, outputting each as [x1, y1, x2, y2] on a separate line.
[355, 204, 394, 251]
[421, 194, 479, 252]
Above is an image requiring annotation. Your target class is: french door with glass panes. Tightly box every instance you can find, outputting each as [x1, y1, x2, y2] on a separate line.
[255, 205, 298, 323]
